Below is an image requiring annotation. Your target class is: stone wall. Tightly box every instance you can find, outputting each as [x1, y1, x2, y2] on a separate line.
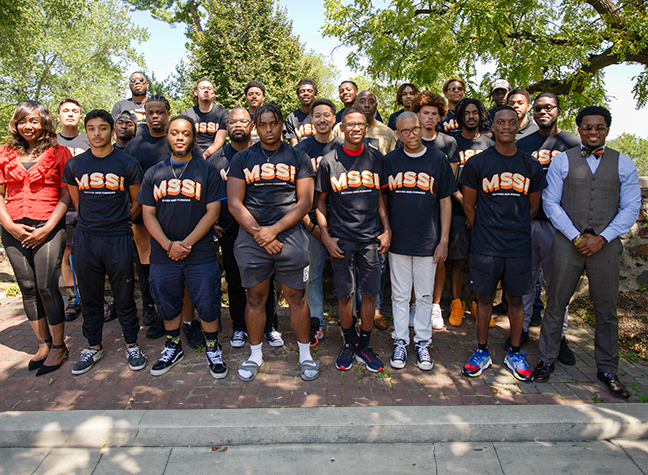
[618, 176, 648, 294]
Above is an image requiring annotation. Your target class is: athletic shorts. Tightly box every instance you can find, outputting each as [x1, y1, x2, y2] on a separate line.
[65, 210, 77, 247]
[448, 215, 470, 260]
[234, 224, 309, 290]
[330, 238, 381, 297]
[149, 261, 222, 323]
[468, 252, 532, 297]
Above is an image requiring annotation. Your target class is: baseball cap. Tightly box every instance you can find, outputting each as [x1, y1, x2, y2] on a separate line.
[490, 79, 511, 94]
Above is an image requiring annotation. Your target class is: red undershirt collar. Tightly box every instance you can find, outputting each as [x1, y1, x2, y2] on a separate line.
[343, 144, 364, 156]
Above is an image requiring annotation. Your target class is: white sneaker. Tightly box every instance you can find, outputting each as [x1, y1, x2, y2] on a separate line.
[431, 304, 444, 330]
[389, 339, 408, 369]
[414, 341, 434, 371]
[409, 302, 416, 328]
[264, 330, 284, 347]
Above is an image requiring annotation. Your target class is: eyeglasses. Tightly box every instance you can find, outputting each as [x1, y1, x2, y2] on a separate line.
[448, 86, 464, 93]
[130, 77, 146, 84]
[398, 126, 422, 137]
[534, 104, 557, 113]
[580, 124, 608, 131]
[342, 122, 368, 130]
[227, 118, 251, 126]
[197, 86, 213, 91]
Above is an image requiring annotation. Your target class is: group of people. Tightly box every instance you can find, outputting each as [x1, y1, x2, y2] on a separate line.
[0, 71, 639, 400]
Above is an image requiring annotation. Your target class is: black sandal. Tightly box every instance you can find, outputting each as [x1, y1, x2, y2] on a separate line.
[28, 338, 52, 371]
[36, 343, 69, 376]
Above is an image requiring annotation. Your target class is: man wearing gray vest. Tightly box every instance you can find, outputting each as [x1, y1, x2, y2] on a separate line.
[534, 106, 640, 399]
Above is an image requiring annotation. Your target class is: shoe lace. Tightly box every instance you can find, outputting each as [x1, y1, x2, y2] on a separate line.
[232, 331, 246, 341]
[470, 349, 489, 364]
[158, 345, 177, 363]
[338, 343, 354, 358]
[267, 331, 281, 341]
[126, 346, 142, 360]
[360, 346, 378, 361]
[79, 348, 97, 362]
[415, 342, 431, 362]
[393, 341, 407, 361]
[508, 351, 529, 366]
[206, 346, 224, 365]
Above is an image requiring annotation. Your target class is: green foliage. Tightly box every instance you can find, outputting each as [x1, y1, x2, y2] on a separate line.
[607, 133, 648, 175]
[5, 284, 21, 297]
[0, 0, 149, 138]
[124, 0, 204, 32]
[323, 0, 648, 119]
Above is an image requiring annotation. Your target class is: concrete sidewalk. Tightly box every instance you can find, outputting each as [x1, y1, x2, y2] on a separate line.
[2, 440, 647, 475]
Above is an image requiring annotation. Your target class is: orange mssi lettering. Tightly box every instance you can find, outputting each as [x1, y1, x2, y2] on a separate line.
[348, 170, 362, 187]
[534, 149, 560, 166]
[181, 179, 196, 197]
[361, 170, 375, 187]
[198, 122, 208, 134]
[244, 165, 260, 183]
[75, 174, 89, 190]
[167, 178, 182, 195]
[90, 172, 104, 188]
[311, 156, 323, 172]
[417, 173, 433, 192]
[330, 173, 347, 192]
[388, 172, 402, 190]
[153, 181, 167, 201]
[104, 173, 121, 190]
[207, 122, 218, 134]
[276, 163, 290, 180]
[261, 163, 275, 180]
[482, 175, 500, 193]
[220, 168, 229, 182]
[403, 171, 417, 187]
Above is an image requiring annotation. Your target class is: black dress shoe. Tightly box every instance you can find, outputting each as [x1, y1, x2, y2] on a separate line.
[558, 338, 576, 366]
[142, 302, 157, 326]
[533, 360, 555, 383]
[28, 358, 46, 372]
[146, 317, 165, 339]
[64, 299, 82, 322]
[504, 329, 529, 350]
[36, 344, 69, 376]
[597, 371, 629, 399]
[104, 300, 117, 322]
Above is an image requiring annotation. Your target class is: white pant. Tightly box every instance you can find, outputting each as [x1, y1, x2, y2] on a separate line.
[389, 252, 436, 345]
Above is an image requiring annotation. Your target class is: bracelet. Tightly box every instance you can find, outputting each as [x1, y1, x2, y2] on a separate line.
[167, 241, 174, 253]
[573, 234, 583, 246]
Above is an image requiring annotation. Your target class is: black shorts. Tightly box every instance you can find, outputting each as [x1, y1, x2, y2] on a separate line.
[234, 224, 309, 290]
[468, 252, 532, 296]
[65, 210, 77, 247]
[330, 238, 381, 297]
[448, 215, 470, 260]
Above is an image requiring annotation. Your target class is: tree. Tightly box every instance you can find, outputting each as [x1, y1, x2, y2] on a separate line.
[608, 133, 648, 175]
[124, 0, 205, 33]
[323, 0, 648, 115]
[188, 0, 328, 117]
[0, 0, 148, 137]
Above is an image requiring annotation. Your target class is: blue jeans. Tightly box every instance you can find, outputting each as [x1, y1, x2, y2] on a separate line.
[305, 233, 327, 327]
[355, 251, 387, 312]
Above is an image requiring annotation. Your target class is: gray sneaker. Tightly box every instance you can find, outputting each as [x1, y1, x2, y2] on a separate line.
[71, 347, 104, 375]
[126, 344, 146, 371]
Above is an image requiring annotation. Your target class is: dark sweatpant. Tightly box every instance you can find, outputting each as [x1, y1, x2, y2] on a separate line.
[219, 231, 278, 334]
[73, 231, 139, 346]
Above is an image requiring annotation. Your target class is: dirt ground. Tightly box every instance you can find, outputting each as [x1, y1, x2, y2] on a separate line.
[572, 290, 648, 361]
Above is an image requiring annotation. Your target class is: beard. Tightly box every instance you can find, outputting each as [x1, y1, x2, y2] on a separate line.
[230, 131, 250, 143]
[171, 148, 190, 157]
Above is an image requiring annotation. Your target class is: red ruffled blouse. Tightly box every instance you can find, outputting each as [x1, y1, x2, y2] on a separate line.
[0, 144, 72, 221]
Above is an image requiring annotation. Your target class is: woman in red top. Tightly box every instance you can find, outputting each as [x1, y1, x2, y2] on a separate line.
[0, 101, 72, 376]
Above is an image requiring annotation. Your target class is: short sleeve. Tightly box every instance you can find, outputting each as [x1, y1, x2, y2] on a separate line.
[295, 150, 315, 179]
[136, 170, 155, 206]
[438, 158, 458, 199]
[218, 108, 229, 131]
[284, 114, 297, 140]
[227, 151, 246, 181]
[62, 159, 76, 186]
[459, 157, 480, 190]
[206, 165, 227, 203]
[56, 146, 72, 187]
[528, 158, 548, 193]
[128, 158, 143, 185]
[315, 158, 331, 193]
[447, 138, 460, 163]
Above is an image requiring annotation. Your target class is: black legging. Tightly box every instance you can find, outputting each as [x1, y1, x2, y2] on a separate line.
[2, 219, 65, 325]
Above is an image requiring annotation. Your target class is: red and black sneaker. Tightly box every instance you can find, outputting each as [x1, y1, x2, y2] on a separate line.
[335, 343, 356, 371]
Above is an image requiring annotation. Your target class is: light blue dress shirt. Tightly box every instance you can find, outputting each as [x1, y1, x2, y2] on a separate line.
[543, 146, 641, 242]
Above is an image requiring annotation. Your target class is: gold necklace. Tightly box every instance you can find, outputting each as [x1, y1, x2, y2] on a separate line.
[171, 159, 190, 180]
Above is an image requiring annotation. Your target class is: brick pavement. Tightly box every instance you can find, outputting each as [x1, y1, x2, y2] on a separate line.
[0, 294, 647, 411]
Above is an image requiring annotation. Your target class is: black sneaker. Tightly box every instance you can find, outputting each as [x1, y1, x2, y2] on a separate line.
[492, 300, 508, 316]
[146, 317, 165, 339]
[126, 344, 146, 371]
[558, 338, 576, 366]
[142, 302, 157, 326]
[229, 331, 248, 348]
[150, 339, 184, 376]
[71, 347, 104, 375]
[504, 329, 529, 350]
[64, 298, 82, 322]
[206, 342, 228, 379]
[264, 330, 284, 348]
[183, 320, 205, 349]
[529, 308, 542, 327]
[104, 300, 117, 323]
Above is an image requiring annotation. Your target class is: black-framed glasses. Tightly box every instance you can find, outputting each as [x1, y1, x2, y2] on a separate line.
[342, 122, 368, 130]
[398, 126, 422, 137]
[534, 104, 557, 113]
[580, 124, 608, 131]
[227, 119, 251, 126]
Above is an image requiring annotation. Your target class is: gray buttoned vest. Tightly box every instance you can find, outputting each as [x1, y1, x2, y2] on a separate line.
[561, 146, 620, 235]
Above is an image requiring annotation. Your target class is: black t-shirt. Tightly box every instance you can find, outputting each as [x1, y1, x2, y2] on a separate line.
[335, 109, 382, 125]
[422, 133, 460, 163]
[136, 157, 225, 265]
[316, 145, 385, 242]
[440, 109, 460, 136]
[57, 133, 90, 157]
[207, 144, 239, 235]
[387, 109, 405, 131]
[111, 98, 148, 136]
[228, 142, 314, 227]
[124, 132, 202, 173]
[295, 135, 344, 221]
[453, 134, 495, 216]
[182, 104, 229, 153]
[459, 147, 547, 257]
[284, 109, 314, 142]
[384, 148, 457, 256]
[516, 130, 580, 220]
[62, 149, 143, 235]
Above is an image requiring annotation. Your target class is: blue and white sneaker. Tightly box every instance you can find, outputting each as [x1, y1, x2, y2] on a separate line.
[504, 349, 533, 382]
[462, 348, 492, 377]
[355, 345, 384, 373]
[336, 343, 356, 371]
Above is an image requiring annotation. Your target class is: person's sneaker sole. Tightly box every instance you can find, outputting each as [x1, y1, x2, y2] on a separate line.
[150, 353, 184, 376]
[415, 360, 434, 371]
[355, 354, 384, 373]
[230, 339, 246, 348]
[71, 349, 104, 375]
[462, 359, 491, 378]
[389, 358, 406, 369]
[504, 358, 533, 382]
[209, 366, 228, 379]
